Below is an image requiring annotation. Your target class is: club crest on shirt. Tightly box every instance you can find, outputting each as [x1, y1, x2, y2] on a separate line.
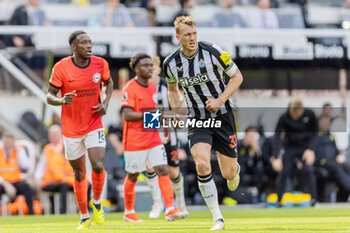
[93, 73, 101, 83]
[198, 59, 206, 68]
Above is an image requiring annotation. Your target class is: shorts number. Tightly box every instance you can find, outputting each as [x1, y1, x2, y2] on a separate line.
[98, 130, 105, 142]
[229, 135, 237, 148]
[171, 149, 179, 161]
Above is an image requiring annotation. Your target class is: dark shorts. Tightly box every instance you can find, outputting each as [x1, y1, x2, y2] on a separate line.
[187, 111, 238, 158]
[165, 142, 180, 167]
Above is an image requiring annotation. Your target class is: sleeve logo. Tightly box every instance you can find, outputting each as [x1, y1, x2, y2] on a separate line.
[49, 68, 54, 82]
[122, 91, 128, 104]
[220, 51, 232, 66]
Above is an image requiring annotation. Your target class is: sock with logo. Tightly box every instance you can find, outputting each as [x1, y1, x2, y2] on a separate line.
[198, 174, 223, 221]
[123, 176, 137, 211]
[158, 175, 175, 210]
[146, 172, 162, 204]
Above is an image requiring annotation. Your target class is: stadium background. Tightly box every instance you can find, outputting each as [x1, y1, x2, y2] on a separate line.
[0, 0, 350, 231]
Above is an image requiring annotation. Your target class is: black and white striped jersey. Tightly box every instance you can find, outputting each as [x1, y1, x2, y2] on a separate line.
[163, 41, 238, 119]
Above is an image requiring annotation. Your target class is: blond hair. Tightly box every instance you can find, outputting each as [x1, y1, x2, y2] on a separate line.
[151, 55, 161, 67]
[174, 16, 196, 34]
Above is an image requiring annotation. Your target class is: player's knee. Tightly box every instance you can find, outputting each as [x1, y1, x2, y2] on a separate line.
[91, 161, 104, 173]
[74, 169, 86, 181]
[196, 161, 211, 174]
[154, 165, 168, 176]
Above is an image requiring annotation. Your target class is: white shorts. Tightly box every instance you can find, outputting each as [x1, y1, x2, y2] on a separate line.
[124, 144, 167, 173]
[63, 128, 106, 160]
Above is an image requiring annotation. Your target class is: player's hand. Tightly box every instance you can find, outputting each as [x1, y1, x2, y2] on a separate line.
[3, 181, 16, 199]
[62, 90, 77, 105]
[163, 127, 170, 144]
[302, 149, 315, 166]
[92, 103, 107, 116]
[205, 98, 224, 113]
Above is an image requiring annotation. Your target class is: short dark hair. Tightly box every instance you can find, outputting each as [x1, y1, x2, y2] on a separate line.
[69, 30, 87, 45]
[129, 53, 151, 71]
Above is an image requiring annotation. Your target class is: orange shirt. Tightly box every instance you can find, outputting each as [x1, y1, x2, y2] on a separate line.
[42, 143, 74, 187]
[0, 146, 22, 183]
[49, 56, 110, 138]
[120, 78, 162, 151]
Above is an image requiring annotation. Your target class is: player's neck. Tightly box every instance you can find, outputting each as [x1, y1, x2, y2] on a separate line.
[182, 46, 197, 58]
[72, 55, 90, 68]
[135, 76, 149, 87]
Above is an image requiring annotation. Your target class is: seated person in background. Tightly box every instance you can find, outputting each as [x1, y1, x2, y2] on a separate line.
[88, 0, 134, 27]
[0, 133, 34, 214]
[213, 0, 246, 28]
[5, 0, 48, 48]
[310, 115, 350, 200]
[237, 126, 264, 202]
[5, 0, 50, 80]
[247, 0, 279, 28]
[35, 125, 74, 214]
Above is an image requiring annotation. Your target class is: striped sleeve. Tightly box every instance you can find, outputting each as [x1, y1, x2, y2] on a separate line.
[211, 44, 237, 77]
[163, 58, 177, 84]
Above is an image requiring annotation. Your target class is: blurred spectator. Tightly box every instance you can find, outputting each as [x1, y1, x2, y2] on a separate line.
[248, 0, 279, 28]
[71, 0, 90, 5]
[34, 125, 73, 214]
[0, 133, 34, 214]
[0, 121, 3, 139]
[88, 0, 134, 27]
[106, 110, 126, 209]
[108, 109, 124, 158]
[5, 0, 49, 47]
[117, 68, 129, 90]
[51, 113, 61, 126]
[311, 115, 350, 201]
[261, 135, 282, 193]
[5, 0, 50, 80]
[273, 97, 318, 204]
[172, 0, 195, 22]
[213, 0, 246, 28]
[237, 126, 264, 202]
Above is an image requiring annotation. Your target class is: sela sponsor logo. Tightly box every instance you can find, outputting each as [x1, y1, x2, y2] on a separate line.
[314, 44, 344, 59]
[239, 45, 270, 58]
[178, 73, 209, 87]
[93, 73, 101, 83]
[143, 110, 161, 129]
[163, 118, 222, 129]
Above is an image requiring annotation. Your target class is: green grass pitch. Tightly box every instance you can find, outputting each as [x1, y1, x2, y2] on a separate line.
[0, 207, 349, 232]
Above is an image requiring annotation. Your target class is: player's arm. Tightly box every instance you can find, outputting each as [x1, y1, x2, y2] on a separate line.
[122, 107, 143, 121]
[206, 45, 243, 113]
[92, 78, 114, 116]
[47, 85, 76, 106]
[168, 81, 181, 109]
[217, 68, 243, 104]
